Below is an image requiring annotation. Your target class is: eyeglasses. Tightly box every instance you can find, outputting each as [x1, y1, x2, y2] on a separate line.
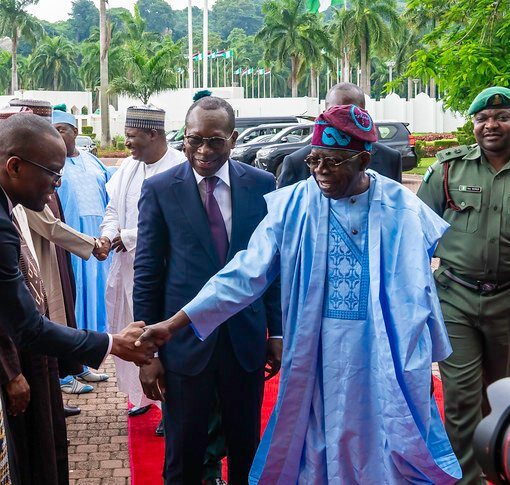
[184, 132, 235, 150]
[14, 155, 63, 182]
[305, 151, 366, 171]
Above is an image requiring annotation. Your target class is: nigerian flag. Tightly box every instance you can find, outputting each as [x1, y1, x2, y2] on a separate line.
[306, 0, 344, 13]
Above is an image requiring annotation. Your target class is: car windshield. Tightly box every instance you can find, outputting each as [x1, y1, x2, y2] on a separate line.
[76, 136, 92, 146]
[269, 125, 313, 142]
[245, 134, 274, 144]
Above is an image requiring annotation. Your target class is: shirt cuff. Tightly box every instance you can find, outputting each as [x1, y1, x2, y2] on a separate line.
[269, 335, 283, 339]
[101, 229, 118, 243]
[99, 334, 114, 368]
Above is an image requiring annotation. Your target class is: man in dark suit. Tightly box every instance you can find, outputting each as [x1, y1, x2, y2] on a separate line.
[278, 82, 402, 187]
[0, 113, 155, 366]
[135, 96, 282, 484]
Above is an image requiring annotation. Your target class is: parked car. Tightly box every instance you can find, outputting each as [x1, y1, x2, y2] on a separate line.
[375, 121, 417, 171]
[76, 135, 98, 156]
[254, 134, 313, 177]
[254, 121, 418, 176]
[231, 124, 314, 166]
[235, 116, 298, 133]
[236, 123, 299, 145]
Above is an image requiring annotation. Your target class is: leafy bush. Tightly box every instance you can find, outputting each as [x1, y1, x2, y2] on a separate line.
[456, 120, 476, 146]
[82, 126, 94, 135]
[112, 135, 125, 149]
[414, 133, 456, 142]
[432, 139, 459, 147]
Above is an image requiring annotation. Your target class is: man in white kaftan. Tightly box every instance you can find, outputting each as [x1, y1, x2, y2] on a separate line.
[100, 106, 185, 408]
[138, 105, 463, 484]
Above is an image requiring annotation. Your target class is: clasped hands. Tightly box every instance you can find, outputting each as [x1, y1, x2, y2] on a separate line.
[92, 235, 127, 261]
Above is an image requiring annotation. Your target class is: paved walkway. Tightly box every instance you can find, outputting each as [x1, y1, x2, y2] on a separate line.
[64, 171, 427, 483]
[64, 357, 130, 484]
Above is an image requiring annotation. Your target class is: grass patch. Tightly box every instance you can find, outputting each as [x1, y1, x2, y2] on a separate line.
[405, 157, 435, 176]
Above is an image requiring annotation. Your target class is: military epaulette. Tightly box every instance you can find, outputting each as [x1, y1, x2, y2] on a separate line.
[436, 145, 470, 164]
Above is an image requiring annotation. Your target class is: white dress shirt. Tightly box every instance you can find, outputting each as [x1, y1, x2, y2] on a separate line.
[192, 160, 232, 241]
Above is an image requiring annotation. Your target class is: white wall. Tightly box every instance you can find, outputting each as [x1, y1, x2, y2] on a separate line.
[0, 89, 467, 136]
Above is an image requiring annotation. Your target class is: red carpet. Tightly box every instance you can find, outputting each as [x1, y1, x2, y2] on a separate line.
[129, 376, 444, 484]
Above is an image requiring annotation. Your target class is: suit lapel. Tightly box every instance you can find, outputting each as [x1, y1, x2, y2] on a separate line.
[228, 160, 250, 261]
[173, 163, 220, 267]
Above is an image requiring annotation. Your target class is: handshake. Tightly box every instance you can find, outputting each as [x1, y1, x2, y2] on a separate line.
[111, 310, 191, 365]
[92, 235, 128, 261]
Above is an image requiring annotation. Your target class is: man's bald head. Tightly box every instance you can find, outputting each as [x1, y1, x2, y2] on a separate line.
[325, 83, 365, 109]
[0, 113, 66, 211]
[0, 113, 64, 162]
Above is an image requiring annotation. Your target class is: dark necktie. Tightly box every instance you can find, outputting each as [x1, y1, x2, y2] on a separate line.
[204, 176, 229, 266]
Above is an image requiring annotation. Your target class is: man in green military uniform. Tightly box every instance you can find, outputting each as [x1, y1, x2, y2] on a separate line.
[418, 86, 510, 484]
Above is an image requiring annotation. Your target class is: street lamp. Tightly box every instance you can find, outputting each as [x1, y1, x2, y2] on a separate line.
[412, 78, 420, 98]
[386, 61, 396, 91]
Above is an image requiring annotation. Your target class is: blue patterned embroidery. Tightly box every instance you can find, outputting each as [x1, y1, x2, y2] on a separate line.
[324, 211, 369, 320]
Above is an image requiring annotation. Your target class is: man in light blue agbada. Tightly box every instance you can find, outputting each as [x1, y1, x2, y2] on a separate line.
[53, 110, 110, 332]
[138, 105, 462, 484]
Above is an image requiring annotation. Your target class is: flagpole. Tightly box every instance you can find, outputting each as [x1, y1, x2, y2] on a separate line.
[257, 71, 260, 98]
[231, 55, 234, 86]
[188, 0, 193, 90]
[216, 56, 220, 87]
[202, 0, 208, 88]
[269, 71, 272, 98]
[251, 71, 254, 98]
[223, 58, 226, 87]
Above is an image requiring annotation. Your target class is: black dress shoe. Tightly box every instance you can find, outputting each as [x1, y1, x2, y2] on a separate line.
[64, 405, 81, 417]
[155, 419, 164, 436]
[128, 404, 152, 417]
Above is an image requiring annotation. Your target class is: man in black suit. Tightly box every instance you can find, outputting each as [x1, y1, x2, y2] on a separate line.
[0, 113, 155, 366]
[135, 97, 282, 484]
[278, 82, 402, 187]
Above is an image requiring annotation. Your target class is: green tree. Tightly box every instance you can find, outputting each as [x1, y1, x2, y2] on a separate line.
[68, 0, 99, 42]
[0, 50, 12, 93]
[136, 0, 174, 35]
[27, 35, 82, 90]
[256, 0, 331, 97]
[109, 36, 185, 104]
[211, 0, 265, 38]
[405, 0, 510, 112]
[0, 0, 42, 93]
[329, 0, 400, 96]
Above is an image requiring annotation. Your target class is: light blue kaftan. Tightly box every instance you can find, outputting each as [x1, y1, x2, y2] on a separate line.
[183, 171, 462, 484]
[57, 150, 110, 332]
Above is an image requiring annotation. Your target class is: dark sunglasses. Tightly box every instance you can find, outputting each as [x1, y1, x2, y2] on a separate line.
[184, 132, 235, 150]
[14, 155, 63, 182]
[305, 151, 366, 171]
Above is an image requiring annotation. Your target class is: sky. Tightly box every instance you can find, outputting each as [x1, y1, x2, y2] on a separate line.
[27, 0, 214, 23]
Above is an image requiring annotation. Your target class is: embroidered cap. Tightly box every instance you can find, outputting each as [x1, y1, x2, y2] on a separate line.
[311, 105, 378, 153]
[0, 106, 33, 120]
[125, 105, 165, 131]
[52, 109, 77, 128]
[467, 86, 510, 115]
[9, 98, 52, 122]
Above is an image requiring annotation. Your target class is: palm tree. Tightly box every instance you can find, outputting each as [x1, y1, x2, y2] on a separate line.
[330, 0, 400, 96]
[256, 0, 331, 97]
[27, 36, 82, 90]
[109, 37, 185, 104]
[0, 0, 42, 93]
[80, 29, 124, 92]
[99, 0, 110, 146]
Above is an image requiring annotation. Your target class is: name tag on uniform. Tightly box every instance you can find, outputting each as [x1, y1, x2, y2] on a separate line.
[458, 185, 482, 193]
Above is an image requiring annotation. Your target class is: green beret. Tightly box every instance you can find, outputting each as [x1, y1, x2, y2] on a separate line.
[468, 86, 510, 115]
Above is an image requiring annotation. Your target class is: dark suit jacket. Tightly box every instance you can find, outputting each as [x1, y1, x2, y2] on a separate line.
[278, 142, 403, 187]
[0, 188, 109, 368]
[133, 160, 282, 376]
[0, 330, 20, 386]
